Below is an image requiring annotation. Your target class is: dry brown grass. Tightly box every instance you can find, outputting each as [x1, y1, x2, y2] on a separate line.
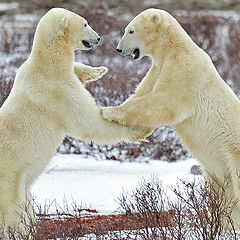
[116, 176, 239, 240]
[0, 175, 238, 239]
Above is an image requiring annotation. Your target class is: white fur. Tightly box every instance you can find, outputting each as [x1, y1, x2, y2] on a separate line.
[102, 8, 240, 229]
[0, 8, 149, 231]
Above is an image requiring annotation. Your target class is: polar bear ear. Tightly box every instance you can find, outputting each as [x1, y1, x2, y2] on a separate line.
[151, 14, 160, 24]
[59, 17, 69, 37]
[60, 17, 69, 29]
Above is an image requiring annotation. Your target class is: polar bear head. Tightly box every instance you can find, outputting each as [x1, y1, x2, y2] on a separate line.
[34, 8, 100, 51]
[116, 8, 174, 60]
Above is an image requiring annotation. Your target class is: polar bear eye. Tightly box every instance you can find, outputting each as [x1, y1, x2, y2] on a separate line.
[129, 30, 134, 34]
[84, 23, 87, 27]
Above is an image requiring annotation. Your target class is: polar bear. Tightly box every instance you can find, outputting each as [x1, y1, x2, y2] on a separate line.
[0, 8, 149, 232]
[102, 8, 240, 228]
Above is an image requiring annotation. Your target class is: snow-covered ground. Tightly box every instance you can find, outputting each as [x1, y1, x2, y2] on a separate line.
[0, 2, 19, 12]
[32, 154, 198, 214]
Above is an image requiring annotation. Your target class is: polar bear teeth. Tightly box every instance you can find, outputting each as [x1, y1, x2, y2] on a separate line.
[133, 48, 140, 60]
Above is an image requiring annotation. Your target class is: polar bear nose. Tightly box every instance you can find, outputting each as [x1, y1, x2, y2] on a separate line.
[116, 48, 122, 53]
[97, 37, 100, 42]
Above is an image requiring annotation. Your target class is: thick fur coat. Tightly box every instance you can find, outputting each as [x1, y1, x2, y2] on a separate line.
[102, 8, 240, 228]
[0, 8, 148, 230]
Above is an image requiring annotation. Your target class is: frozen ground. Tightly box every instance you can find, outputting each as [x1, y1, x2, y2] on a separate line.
[32, 154, 198, 214]
[0, 2, 19, 12]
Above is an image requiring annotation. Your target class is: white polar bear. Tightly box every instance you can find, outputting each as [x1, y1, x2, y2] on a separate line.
[0, 8, 149, 231]
[102, 8, 240, 229]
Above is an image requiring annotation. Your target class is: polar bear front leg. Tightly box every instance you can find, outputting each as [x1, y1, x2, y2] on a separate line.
[126, 65, 159, 100]
[74, 62, 108, 85]
[101, 93, 162, 128]
[102, 91, 190, 128]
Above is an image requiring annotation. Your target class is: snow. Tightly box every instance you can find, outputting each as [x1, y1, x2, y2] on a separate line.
[174, 10, 240, 21]
[144, 0, 161, 6]
[0, 2, 19, 11]
[32, 154, 198, 214]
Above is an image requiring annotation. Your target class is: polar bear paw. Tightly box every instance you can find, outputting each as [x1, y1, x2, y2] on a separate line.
[101, 106, 126, 124]
[130, 126, 153, 142]
[87, 66, 108, 81]
[101, 107, 153, 142]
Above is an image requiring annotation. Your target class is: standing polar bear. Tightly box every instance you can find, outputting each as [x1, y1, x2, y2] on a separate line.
[102, 9, 240, 228]
[0, 8, 149, 231]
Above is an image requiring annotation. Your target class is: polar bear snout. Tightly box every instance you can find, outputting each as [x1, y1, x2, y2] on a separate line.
[93, 36, 101, 45]
[116, 47, 140, 60]
[82, 37, 100, 49]
[117, 35, 141, 60]
[116, 47, 132, 56]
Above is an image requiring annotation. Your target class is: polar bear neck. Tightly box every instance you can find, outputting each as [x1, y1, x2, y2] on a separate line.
[150, 20, 199, 64]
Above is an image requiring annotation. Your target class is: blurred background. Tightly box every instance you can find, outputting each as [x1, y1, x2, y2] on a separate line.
[0, 0, 240, 163]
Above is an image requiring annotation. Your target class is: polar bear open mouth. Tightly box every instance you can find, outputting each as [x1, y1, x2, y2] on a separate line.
[82, 40, 92, 48]
[131, 48, 140, 60]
